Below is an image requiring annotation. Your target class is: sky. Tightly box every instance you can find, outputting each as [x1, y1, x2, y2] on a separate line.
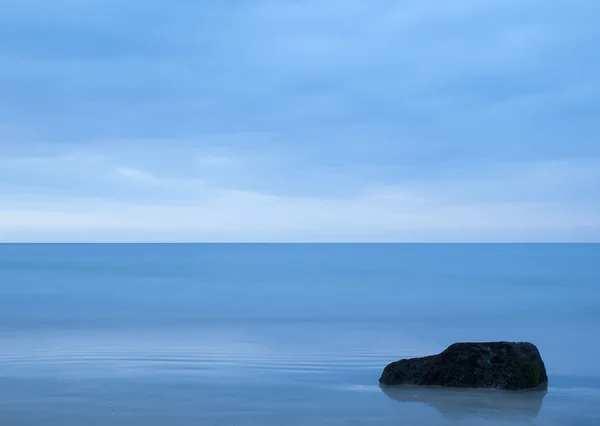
[0, 0, 599, 242]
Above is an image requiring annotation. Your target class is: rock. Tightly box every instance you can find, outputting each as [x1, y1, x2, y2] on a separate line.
[379, 342, 548, 391]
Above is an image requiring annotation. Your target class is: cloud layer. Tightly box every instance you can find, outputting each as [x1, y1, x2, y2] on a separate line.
[0, 0, 598, 241]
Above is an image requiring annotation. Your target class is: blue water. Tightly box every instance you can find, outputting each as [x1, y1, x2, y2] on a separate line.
[0, 244, 599, 425]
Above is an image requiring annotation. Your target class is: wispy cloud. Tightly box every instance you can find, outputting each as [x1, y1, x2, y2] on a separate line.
[1, 155, 599, 241]
[115, 167, 161, 184]
[115, 166, 203, 190]
[1, 192, 598, 242]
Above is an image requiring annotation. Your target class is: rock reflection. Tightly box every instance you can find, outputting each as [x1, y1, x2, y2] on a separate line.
[381, 385, 546, 423]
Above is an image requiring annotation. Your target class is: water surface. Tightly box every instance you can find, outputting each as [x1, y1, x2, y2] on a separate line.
[1, 244, 599, 425]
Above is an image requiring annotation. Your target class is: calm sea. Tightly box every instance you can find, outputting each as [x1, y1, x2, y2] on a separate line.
[0, 244, 599, 425]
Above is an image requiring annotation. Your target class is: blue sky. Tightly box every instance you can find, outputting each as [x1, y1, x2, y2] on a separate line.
[1, 0, 599, 242]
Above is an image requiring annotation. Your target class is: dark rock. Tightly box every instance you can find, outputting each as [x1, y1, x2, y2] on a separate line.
[379, 342, 548, 391]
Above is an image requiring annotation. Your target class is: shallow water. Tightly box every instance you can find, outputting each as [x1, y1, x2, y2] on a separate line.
[1, 244, 599, 425]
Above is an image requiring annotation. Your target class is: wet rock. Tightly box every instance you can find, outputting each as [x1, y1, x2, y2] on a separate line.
[379, 342, 548, 391]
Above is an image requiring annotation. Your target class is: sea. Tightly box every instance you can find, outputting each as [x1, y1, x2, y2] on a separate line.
[0, 243, 599, 425]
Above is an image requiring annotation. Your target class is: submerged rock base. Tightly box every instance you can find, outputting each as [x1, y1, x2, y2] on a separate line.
[379, 342, 548, 391]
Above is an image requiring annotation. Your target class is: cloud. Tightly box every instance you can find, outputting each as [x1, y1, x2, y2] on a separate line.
[1, 0, 598, 150]
[0, 154, 598, 241]
[1, 193, 597, 242]
[0, 1, 599, 240]
[114, 166, 203, 194]
[115, 167, 161, 184]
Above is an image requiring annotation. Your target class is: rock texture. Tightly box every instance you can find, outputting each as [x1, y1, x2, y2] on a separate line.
[379, 342, 547, 391]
